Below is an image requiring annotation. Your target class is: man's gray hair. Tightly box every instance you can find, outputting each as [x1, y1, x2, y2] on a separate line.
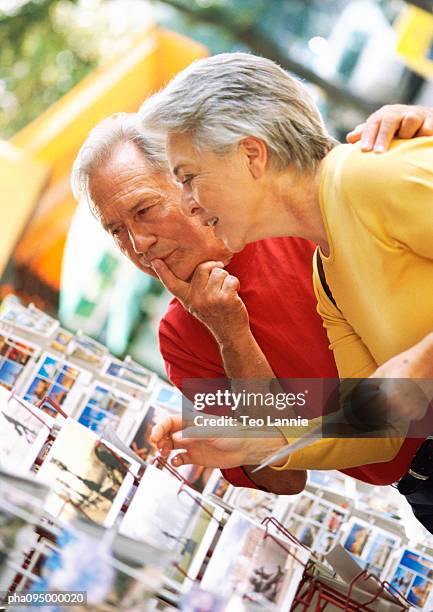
[140, 53, 335, 172]
[71, 112, 168, 208]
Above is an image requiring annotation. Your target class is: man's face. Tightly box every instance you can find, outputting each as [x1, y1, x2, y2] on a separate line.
[88, 141, 232, 281]
[166, 132, 262, 253]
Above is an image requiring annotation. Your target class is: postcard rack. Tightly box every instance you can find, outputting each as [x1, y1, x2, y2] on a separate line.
[291, 562, 410, 611]
[152, 454, 225, 584]
[152, 455, 223, 526]
[261, 516, 314, 566]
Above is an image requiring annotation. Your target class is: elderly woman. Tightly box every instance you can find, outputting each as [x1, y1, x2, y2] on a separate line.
[143, 53, 433, 532]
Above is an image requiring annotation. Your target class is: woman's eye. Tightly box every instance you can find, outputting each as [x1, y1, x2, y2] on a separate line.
[182, 176, 194, 185]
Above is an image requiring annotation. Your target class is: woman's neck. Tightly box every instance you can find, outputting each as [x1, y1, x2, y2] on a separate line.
[251, 161, 330, 254]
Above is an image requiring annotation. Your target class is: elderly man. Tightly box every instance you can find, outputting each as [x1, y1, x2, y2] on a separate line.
[72, 103, 433, 499]
[140, 53, 433, 531]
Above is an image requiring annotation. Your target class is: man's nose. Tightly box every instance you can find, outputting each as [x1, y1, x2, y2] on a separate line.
[128, 228, 157, 255]
[180, 189, 202, 217]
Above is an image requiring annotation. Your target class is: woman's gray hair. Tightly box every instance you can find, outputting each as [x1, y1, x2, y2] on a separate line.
[71, 112, 168, 208]
[140, 52, 335, 172]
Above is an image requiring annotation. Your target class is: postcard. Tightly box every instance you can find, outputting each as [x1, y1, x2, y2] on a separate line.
[0, 520, 41, 593]
[21, 352, 92, 416]
[0, 387, 53, 475]
[203, 471, 231, 500]
[308, 470, 348, 495]
[68, 332, 109, 367]
[343, 518, 401, 577]
[225, 487, 278, 522]
[389, 548, 433, 608]
[282, 491, 348, 555]
[175, 464, 215, 493]
[292, 493, 315, 519]
[364, 532, 400, 575]
[201, 511, 309, 609]
[0, 505, 32, 578]
[326, 544, 408, 612]
[50, 328, 74, 353]
[175, 490, 224, 589]
[357, 486, 403, 522]
[342, 518, 370, 558]
[0, 332, 39, 392]
[152, 381, 183, 411]
[179, 586, 228, 612]
[36, 419, 139, 527]
[297, 523, 319, 549]
[101, 357, 156, 393]
[310, 501, 329, 524]
[390, 564, 415, 596]
[128, 403, 174, 462]
[326, 508, 346, 534]
[119, 465, 223, 587]
[315, 530, 336, 555]
[76, 382, 140, 438]
[0, 297, 58, 338]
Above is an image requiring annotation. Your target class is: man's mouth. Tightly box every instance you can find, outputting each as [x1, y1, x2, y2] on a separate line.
[207, 216, 219, 228]
[143, 250, 177, 268]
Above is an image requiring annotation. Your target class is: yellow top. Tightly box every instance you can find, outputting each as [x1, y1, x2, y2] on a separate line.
[273, 137, 433, 471]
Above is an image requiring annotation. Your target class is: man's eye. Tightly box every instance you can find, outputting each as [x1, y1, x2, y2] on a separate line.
[182, 176, 194, 185]
[111, 228, 122, 237]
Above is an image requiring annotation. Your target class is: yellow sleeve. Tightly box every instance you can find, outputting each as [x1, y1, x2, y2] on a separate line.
[271, 255, 403, 471]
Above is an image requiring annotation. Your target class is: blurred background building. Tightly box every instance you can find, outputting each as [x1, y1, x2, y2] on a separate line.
[1, 0, 432, 377]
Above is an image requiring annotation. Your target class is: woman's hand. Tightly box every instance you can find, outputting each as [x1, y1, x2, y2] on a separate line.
[347, 104, 433, 153]
[150, 413, 287, 469]
[372, 332, 433, 422]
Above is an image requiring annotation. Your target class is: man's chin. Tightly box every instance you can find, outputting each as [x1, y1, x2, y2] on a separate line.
[167, 261, 196, 283]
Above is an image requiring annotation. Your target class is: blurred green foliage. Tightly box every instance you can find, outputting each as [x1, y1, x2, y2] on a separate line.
[153, 0, 346, 51]
[0, 0, 98, 138]
[0, 0, 388, 140]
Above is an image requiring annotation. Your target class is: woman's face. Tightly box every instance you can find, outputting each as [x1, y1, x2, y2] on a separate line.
[166, 132, 263, 253]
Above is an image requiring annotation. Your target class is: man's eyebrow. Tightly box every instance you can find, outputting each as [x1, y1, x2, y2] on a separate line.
[101, 190, 163, 232]
[101, 220, 117, 233]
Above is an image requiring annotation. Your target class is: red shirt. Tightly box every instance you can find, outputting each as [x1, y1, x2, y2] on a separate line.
[159, 237, 422, 487]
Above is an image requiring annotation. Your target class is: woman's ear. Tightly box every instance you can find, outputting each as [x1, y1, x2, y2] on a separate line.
[239, 136, 268, 179]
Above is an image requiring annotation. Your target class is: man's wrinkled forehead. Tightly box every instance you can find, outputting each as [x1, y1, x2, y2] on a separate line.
[89, 160, 177, 217]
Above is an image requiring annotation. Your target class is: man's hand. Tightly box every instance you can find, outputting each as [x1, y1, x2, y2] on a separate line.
[372, 332, 433, 422]
[347, 104, 433, 153]
[150, 413, 288, 469]
[152, 259, 249, 344]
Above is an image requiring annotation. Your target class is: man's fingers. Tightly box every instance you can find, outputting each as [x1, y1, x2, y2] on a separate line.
[398, 112, 424, 139]
[152, 259, 189, 300]
[219, 274, 241, 300]
[171, 451, 194, 467]
[222, 274, 240, 292]
[192, 261, 225, 293]
[150, 414, 183, 445]
[205, 266, 229, 292]
[346, 123, 365, 144]
[157, 435, 174, 457]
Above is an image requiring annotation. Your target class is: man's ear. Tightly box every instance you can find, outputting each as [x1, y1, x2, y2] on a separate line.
[239, 136, 268, 179]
